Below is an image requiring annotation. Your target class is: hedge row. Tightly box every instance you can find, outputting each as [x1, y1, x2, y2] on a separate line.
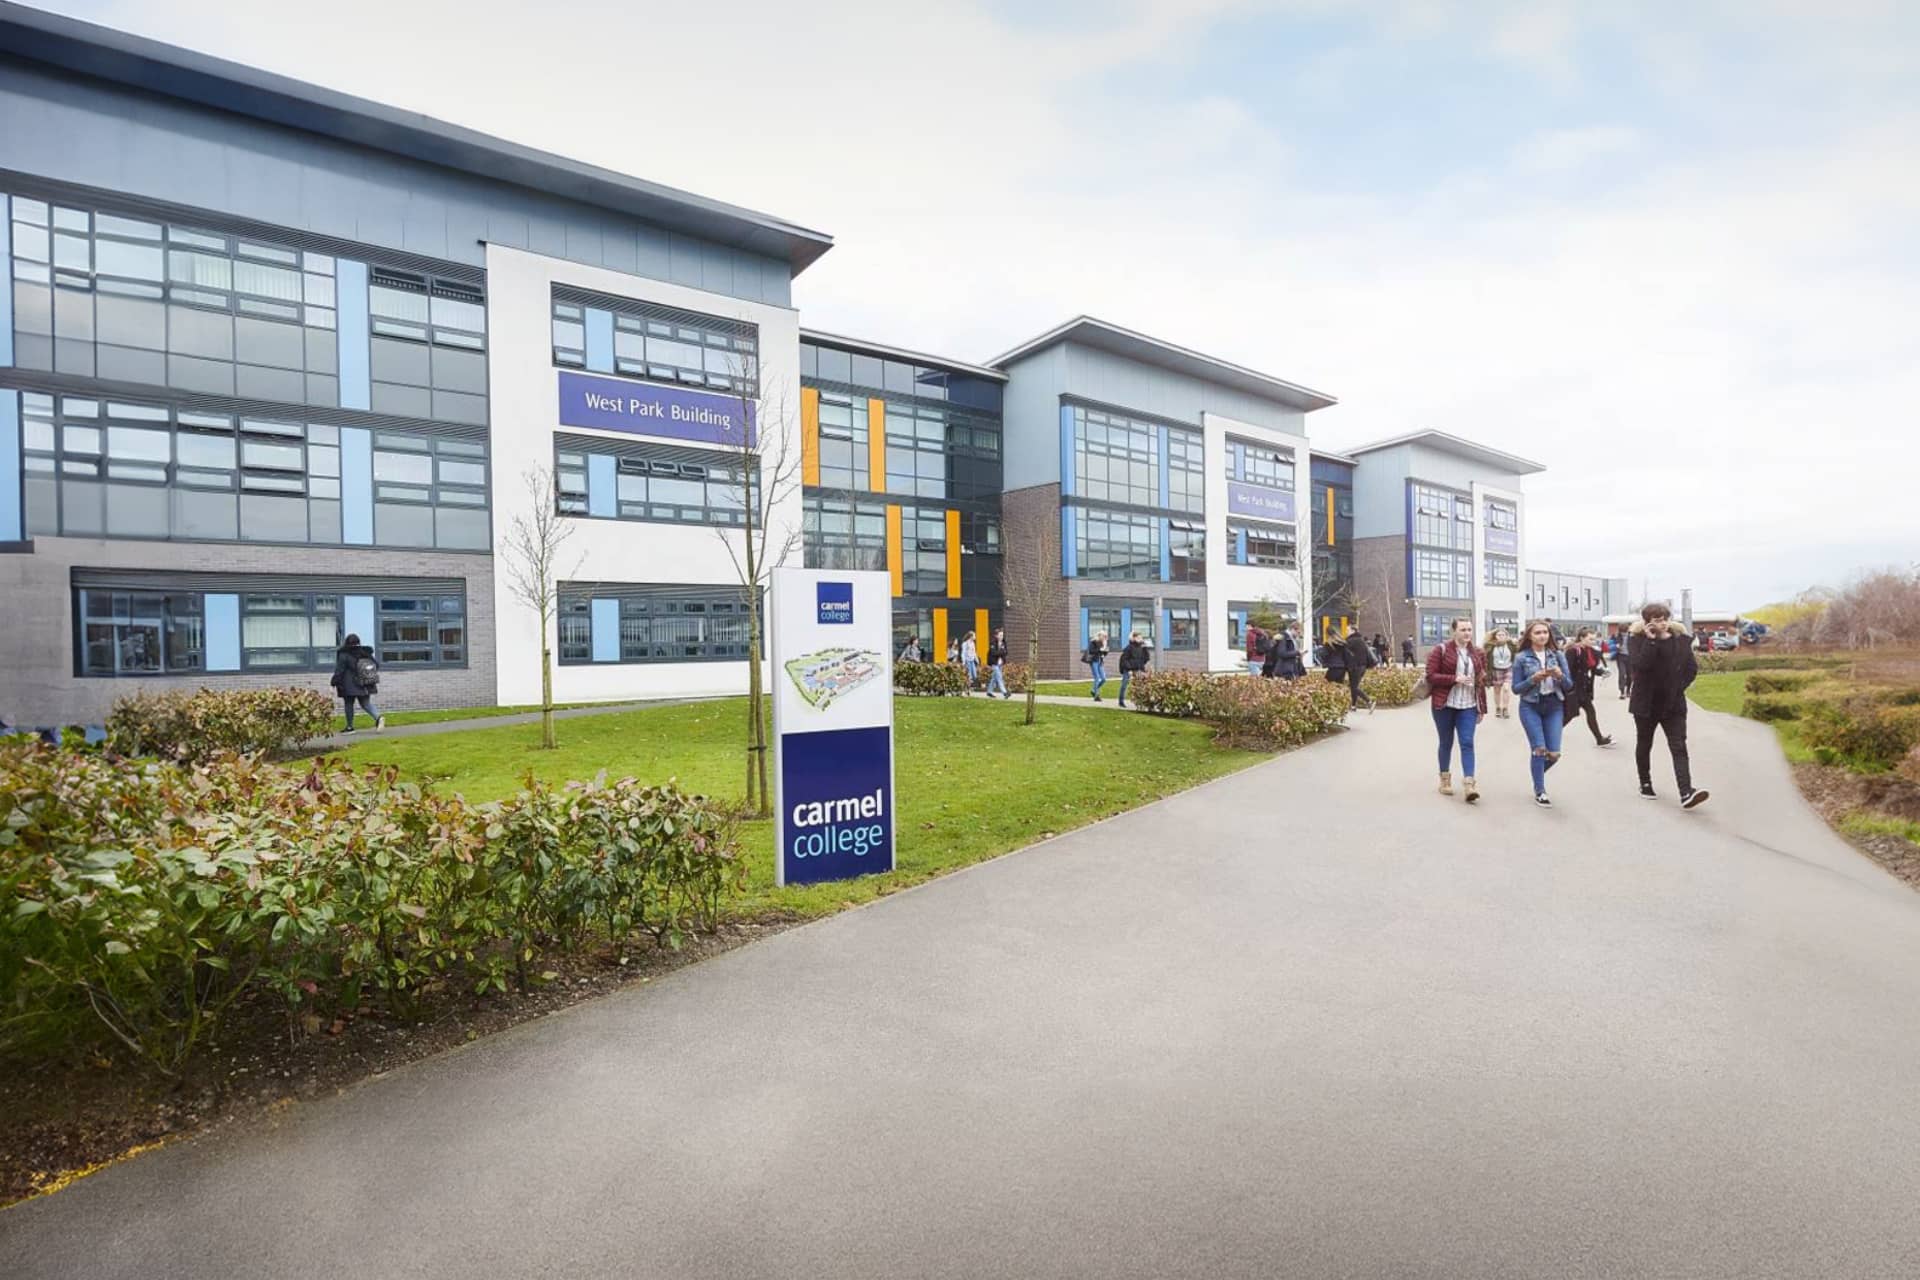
[892, 662, 1035, 696]
[1128, 671, 1352, 749]
[0, 742, 740, 1075]
[1361, 666, 1421, 706]
[105, 686, 336, 761]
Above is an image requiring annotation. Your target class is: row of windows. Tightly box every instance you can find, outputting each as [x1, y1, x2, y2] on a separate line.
[800, 497, 1001, 578]
[1072, 406, 1203, 514]
[1227, 520, 1298, 569]
[556, 589, 755, 665]
[1485, 555, 1520, 588]
[1411, 482, 1474, 552]
[17, 391, 489, 549]
[74, 588, 466, 677]
[1224, 437, 1295, 491]
[806, 390, 1004, 501]
[1077, 507, 1159, 580]
[552, 299, 757, 396]
[1487, 610, 1521, 635]
[802, 343, 1004, 412]
[555, 445, 754, 528]
[1413, 548, 1473, 600]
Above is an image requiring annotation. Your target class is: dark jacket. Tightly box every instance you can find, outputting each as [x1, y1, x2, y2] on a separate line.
[1343, 633, 1374, 674]
[987, 638, 1007, 666]
[1562, 643, 1601, 714]
[1085, 637, 1107, 665]
[330, 644, 377, 699]
[1425, 640, 1489, 714]
[1628, 621, 1697, 719]
[1119, 640, 1150, 674]
[1271, 630, 1303, 678]
[1401, 638, 1416, 663]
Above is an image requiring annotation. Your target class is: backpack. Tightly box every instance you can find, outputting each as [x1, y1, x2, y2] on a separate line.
[354, 653, 381, 689]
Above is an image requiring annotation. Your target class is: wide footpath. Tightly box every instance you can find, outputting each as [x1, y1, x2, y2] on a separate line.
[6, 697, 1920, 1278]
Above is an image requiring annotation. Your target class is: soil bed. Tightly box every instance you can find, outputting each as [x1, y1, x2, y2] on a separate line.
[1791, 762, 1920, 889]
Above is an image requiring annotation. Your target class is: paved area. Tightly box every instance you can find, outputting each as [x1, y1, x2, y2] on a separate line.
[7, 699, 1920, 1278]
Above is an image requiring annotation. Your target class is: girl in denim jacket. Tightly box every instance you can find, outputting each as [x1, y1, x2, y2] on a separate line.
[1510, 620, 1572, 806]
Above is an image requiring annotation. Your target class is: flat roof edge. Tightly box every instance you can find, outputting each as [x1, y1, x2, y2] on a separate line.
[801, 328, 1009, 381]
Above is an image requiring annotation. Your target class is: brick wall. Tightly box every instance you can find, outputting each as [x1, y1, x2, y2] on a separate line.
[0, 536, 496, 728]
[1001, 484, 1075, 678]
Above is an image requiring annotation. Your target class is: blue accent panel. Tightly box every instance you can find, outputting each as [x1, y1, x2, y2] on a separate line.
[1060, 505, 1077, 577]
[584, 308, 614, 372]
[1157, 425, 1170, 507]
[337, 260, 371, 411]
[204, 594, 241, 672]
[0, 198, 12, 366]
[1119, 607, 1133, 643]
[341, 427, 373, 544]
[1404, 480, 1416, 593]
[1161, 606, 1171, 647]
[1236, 527, 1248, 565]
[591, 598, 621, 662]
[1080, 606, 1090, 649]
[1058, 404, 1075, 496]
[0, 390, 19, 542]
[1159, 517, 1171, 582]
[344, 596, 376, 648]
[588, 453, 617, 518]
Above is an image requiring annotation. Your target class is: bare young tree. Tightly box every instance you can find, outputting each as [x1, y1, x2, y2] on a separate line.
[712, 353, 802, 819]
[1003, 513, 1067, 726]
[502, 467, 578, 750]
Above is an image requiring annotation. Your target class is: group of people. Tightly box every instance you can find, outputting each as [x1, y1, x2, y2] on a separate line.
[1082, 630, 1154, 707]
[1242, 622, 1378, 709]
[1424, 602, 1707, 809]
[899, 628, 1015, 699]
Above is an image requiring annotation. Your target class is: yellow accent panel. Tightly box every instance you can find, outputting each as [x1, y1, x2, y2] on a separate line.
[945, 509, 962, 597]
[975, 608, 990, 655]
[886, 504, 903, 597]
[868, 398, 888, 492]
[1326, 486, 1335, 545]
[800, 387, 821, 486]
[933, 608, 949, 663]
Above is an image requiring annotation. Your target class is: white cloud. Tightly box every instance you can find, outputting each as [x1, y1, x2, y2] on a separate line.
[1511, 125, 1640, 173]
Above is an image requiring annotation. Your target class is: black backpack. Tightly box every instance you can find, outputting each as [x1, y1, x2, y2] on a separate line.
[354, 653, 381, 689]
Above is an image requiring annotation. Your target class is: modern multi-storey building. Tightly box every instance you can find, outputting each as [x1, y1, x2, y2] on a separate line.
[0, 1, 826, 725]
[992, 317, 1337, 674]
[1346, 431, 1543, 654]
[797, 331, 1005, 660]
[1308, 450, 1357, 643]
[1527, 570, 1630, 635]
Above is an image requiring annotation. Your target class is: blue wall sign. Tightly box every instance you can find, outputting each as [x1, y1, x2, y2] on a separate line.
[1226, 480, 1296, 523]
[557, 371, 756, 447]
[780, 725, 894, 885]
[1486, 528, 1519, 555]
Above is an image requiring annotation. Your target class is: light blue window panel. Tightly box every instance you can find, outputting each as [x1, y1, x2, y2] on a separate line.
[1156, 425, 1170, 507]
[1159, 517, 1171, 581]
[204, 594, 240, 671]
[1235, 527, 1248, 565]
[591, 598, 621, 661]
[1079, 606, 1090, 650]
[0, 390, 19, 542]
[1060, 505, 1077, 577]
[336, 260, 371, 411]
[0, 197, 12, 366]
[341, 427, 373, 544]
[344, 595, 376, 647]
[587, 453, 617, 517]
[1118, 607, 1133, 643]
[584, 308, 614, 373]
[1058, 403, 1075, 496]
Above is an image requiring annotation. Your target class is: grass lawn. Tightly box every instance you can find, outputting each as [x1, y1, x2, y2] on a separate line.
[1035, 679, 1094, 698]
[338, 696, 1266, 919]
[328, 702, 603, 731]
[1689, 670, 1813, 762]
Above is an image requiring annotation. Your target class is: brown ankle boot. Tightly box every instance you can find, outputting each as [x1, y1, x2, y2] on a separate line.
[1463, 777, 1480, 804]
[1438, 771, 1454, 796]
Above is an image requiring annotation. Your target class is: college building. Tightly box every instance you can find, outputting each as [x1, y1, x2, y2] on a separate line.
[1528, 570, 1631, 636]
[0, 4, 1558, 723]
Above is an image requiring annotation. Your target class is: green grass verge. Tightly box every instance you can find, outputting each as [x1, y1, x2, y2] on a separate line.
[329, 702, 605, 731]
[1035, 679, 1095, 698]
[337, 696, 1265, 919]
[1688, 671, 1814, 762]
[1840, 812, 1920, 845]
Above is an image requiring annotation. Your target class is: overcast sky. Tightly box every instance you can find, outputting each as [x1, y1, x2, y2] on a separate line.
[45, 0, 1918, 610]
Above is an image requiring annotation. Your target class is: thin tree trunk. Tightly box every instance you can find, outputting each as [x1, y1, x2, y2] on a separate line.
[1024, 625, 1039, 725]
[540, 643, 555, 749]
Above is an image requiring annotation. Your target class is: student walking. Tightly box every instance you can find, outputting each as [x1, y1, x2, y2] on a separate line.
[945, 637, 959, 666]
[960, 630, 979, 693]
[1085, 630, 1109, 702]
[1511, 620, 1571, 806]
[1425, 617, 1486, 803]
[1244, 625, 1267, 676]
[1629, 603, 1710, 808]
[1275, 623, 1305, 679]
[985, 628, 1010, 699]
[1401, 635, 1416, 668]
[1117, 632, 1150, 708]
[1563, 627, 1614, 746]
[1613, 631, 1634, 700]
[1486, 628, 1516, 719]
[330, 633, 385, 732]
[1343, 628, 1375, 710]
[899, 635, 922, 663]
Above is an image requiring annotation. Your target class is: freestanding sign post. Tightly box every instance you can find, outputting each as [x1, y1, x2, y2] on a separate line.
[770, 567, 896, 886]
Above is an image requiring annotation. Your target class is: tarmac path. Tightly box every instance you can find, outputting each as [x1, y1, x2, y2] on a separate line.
[5, 695, 1919, 1278]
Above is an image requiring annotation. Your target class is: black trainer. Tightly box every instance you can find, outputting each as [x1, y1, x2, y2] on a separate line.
[1681, 789, 1710, 810]
[1639, 782, 1656, 799]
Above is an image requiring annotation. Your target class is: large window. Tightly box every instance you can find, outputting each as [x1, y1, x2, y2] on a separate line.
[1487, 610, 1520, 636]
[1227, 520, 1297, 569]
[1226, 438, 1295, 491]
[1414, 548, 1472, 599]
[18, 392, 488, 549]
[1166, 428, 1205, 514]
[557, 586, 755, 664]
[367, 268, 489, 426]
[1419, 610, 1453, 645]
[1411, 482, 1473, 551]
[1168, 520, 1206, 583]
[1485, 501, 1517, 532]
[376, 594, 466, 667]
[554, 441, 752, 529]
[240, 592, 340, 670]
[815, 393, 871, 490]
[1485, 555, 1520, 588]
[905, 508, 948, 595]
[1073, 406, 1158, 507]
[77, 590, 203, 676]
[804, 496, 888, 572]
[1075, 508, 1159, 580]
[803, 343, 1005, 412]
[1083, 597, 1154, 648]
[552, 294, 758, 397]
[1166, 599, 1200, 650]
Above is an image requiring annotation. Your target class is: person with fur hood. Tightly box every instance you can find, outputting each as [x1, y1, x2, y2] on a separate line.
[1628, 602, 1709, 809]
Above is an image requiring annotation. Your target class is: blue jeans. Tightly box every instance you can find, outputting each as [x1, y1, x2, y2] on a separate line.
[1517, 698, 1565, 794]
[343, 695, 379, 728]
[987, 662, 1006, 696]
[1432, 704, 1478, 775]
[1118, 669, 1133, 704]
[964, 657, 979, 689]
[1090, 660, 1107, 696]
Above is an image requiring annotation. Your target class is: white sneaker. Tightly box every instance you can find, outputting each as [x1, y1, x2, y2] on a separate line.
[1534, 793, 1553, 808]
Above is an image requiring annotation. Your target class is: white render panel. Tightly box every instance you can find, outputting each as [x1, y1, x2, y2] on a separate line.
[1203, 411, 1309, 671]
[484, 243, 801, 705]
[1471, 480, 1527, 635]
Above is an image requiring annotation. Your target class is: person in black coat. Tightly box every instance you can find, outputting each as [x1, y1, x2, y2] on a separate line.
[1266, 623, 1303, 679]
[1629, 603, 1707, 808]
[329, 633, 385, 731]
[1116, 634, 1150, 708]
[1342, 629, 1375, 709]
[1562, 627, 1613, 747]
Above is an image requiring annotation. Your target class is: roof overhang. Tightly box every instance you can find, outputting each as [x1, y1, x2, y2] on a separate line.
[1310, 448, 1358, 465]
[1338, 429, 1546, 476]
[801, 328, 1008, 382]
[0, 1, 834, 275]
[987, 316, 1336, 413]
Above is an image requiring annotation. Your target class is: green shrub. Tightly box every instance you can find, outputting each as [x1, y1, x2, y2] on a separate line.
[1744, 672, 1819, 694]
[999, 663, 1035, 694]
[0, 742, 740, 1074]
[1361, 666, 1420, 706]
[1128, 670, 1219, 719]
[892, 662, 968, 696]
[1741, 693, 1804, 722]
[105, 686, 335, 761]
[1800, 699, 1920, 771]
[1205, 677, 1352, 749]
